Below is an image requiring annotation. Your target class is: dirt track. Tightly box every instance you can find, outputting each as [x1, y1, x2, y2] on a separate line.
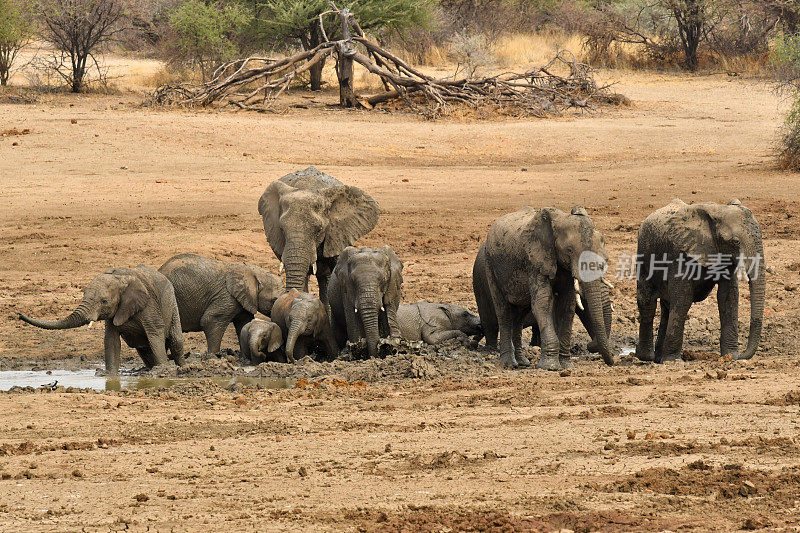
[1, 72, 800, 531]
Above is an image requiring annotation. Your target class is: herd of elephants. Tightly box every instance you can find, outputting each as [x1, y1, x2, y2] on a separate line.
[18, 167, 766, 375]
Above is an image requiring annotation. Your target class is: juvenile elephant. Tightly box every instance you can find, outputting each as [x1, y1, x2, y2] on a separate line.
[18, 266, 185, 375]
[270, 289, 338, 362]
[239, 318, 283, 364]
[398, 302, 483, 345]
[159, 254, 284, 354]
[479, 206, 615, 370]
[258, 167, 380, 306]
[474, 243, 612, 353]
[636, 199, 765, 363]
[328, 246, 403, 359]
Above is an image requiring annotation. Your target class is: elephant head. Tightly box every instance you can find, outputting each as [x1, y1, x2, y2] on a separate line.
[227, 263, 284, 317]
[673, 199, 765, 359]
[19, 271, 149, 330]
[531, 207, 615, 365]
[338, 246, 403, 359]
[258, 168, 380, 292]
[272, 289, 335, 363]
[440, 304, 483, 338]
[248, 320, 283, 364]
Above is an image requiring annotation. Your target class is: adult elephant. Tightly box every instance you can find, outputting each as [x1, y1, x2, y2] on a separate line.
[328, 246, 403, 359]
[636, 199, 765, 363]
[479, 206, 615, 370]
[258, 167, 380, 306]
[474, 243, 613, 353]
[18, 266, 185, 375]
[159, 254, 284, 353]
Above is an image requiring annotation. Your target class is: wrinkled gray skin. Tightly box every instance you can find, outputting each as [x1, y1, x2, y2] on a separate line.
[636, 199, 765, 363]
[328, 246, 403, 359]
[479, 206, 615, 370]
[270, 289, 338, 363]
[159, 254, 284, 354]
[474, 243, 612, 353]
[239, 318, 283, 364]
[18, 266, 185, 375]
[258, 167, 380, 308]
[398, 302, 483, 345]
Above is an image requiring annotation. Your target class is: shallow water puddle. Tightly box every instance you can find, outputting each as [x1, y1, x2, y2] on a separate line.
[0, 369, 294, 392]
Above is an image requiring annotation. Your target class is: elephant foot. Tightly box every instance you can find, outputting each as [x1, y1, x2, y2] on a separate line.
[586, 339, 600, 354]
[172, 353, 187, 367]
[516, 352, 531, 368]
[536, 355, 561, 371]
[559, 355, 574, 369]
[721, 348, 740, 360]
[499, 353, 519, 369]
[635, 345, 655, 362]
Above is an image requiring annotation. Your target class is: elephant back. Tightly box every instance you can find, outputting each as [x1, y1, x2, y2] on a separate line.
[279, 167, 344, 191]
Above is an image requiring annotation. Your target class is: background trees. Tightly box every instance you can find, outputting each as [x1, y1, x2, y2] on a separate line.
[0, 0, 30, 86]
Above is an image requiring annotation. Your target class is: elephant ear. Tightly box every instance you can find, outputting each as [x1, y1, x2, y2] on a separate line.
[322, 186, 380, 258]
[258, 180, 296, 257]
[227, 266, 259, 315]
[380, 246, 404, 302]
[266, 323, 283, 352]
[113, 277, 149, 326]
[525, 209, 557, 280]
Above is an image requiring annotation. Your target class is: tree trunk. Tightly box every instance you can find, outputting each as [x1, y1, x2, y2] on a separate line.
[307, 27, 324, 91]
[336, 8, 359, 107]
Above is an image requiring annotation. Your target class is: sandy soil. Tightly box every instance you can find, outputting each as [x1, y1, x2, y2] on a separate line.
[1, 71, 800, 531]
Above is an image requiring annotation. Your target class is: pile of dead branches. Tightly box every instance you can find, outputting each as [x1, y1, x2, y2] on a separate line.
[152, 6, 621, 118]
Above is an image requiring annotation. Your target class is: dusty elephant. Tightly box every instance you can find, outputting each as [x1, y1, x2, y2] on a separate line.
[239, 318, 283, 364]
[473, 242, 612, 354]
[478, 206, 615, 370]
[158, 254, 283, 354]
[258, 167, 380, 306]
[18, 266, 185, 375]
[270, 289, 338, 363]
[328, 246, 403, 359]
[398, 302, 483, 345]
[636, 199, 765, 362]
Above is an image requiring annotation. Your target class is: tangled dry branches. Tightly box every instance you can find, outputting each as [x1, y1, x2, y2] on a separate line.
[152, 8, 622, 118]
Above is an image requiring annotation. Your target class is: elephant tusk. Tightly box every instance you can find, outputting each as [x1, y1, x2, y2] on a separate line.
[611, 303, 615, 312]
[381, 306, 385, 312]
[354, 307, 358, 314]
[279, 262, 284, 274]
[87, 321, 94, 329]
[602, 278, 615, 289]
[575, 293, 584, 311]
[574, 279, 581, 294]
[312, 263, 317, 275]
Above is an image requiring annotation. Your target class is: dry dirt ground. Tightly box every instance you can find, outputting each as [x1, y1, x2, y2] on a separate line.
[1, 72, 800, 531]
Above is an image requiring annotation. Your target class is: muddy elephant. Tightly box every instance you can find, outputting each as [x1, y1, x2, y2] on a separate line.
[474, 242, 613, 354]
[636, 199, 765, 363]
[270, 289, 338, 362]
[258, 167, 380, 307]
[478, 206, 615, 370]
[398, 302, 483, 345]
[159, 254, 284, 354]
[239, 318, 283, 364]
[18, 266, 185, 375]
[328, 246, 403, 359]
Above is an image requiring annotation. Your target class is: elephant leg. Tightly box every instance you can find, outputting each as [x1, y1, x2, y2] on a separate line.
[292, 338, 308, 361]
[168, 314, 185, 366]
[554, 283, 575, 368]
[233, 314, 252, 341]
[718, 277, 740, 358]
[136, 346, 157, 368]
[316, 270, 330, 310]
[104, 323, 122, 375]
[146, 331, 169, 367]
[635, 283, 657, 362]
[203, 320, 229, 354]
[512, 315, 530, 367]
[654, 299, 670, 361]
[344, 304, 362, 343]
[424, 329, 468, 345]
[531, 280, 559, 371]
[658, 279, 693, 363]
[486, 272, 517, 368]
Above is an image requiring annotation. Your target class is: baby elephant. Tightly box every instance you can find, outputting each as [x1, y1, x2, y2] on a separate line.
[270, 289, 338, 363]
[239, 319, 283, 364]
[398, 302, 483, 345]
[18, 266, 185, 375]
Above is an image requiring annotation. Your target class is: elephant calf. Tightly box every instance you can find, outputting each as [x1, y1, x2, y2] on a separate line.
[328, 246, 404, 359]
[239, 319, 283, 364]
[159, 254, 283, 354]
[270, 289, 338, 363]
[19, 266, 185, 375]
[398, 302, 483, 345]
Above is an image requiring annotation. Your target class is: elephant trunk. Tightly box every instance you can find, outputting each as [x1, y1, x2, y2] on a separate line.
[580, 279, 614, 366]
[359, 289, 381, 359]
[19, 301, 92, 330]
[739, 244, 765, 360]
[282, 246, 314, 293]
[285, 320, 303, 363]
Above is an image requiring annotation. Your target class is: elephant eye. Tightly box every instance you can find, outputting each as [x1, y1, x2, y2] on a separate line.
[101, 298, 109, 305]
